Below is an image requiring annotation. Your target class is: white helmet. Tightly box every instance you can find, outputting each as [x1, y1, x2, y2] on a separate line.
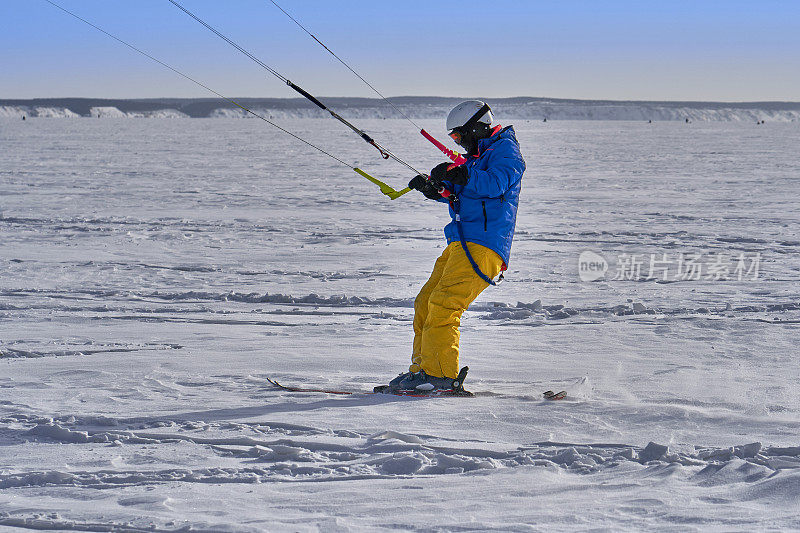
[446, 100, 493, 132]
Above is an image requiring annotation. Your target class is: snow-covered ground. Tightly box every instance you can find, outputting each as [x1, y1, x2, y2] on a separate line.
[1, 117, 799, 531]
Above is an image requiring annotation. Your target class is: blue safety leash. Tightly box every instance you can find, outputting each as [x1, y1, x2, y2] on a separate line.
[450, 195, 503, 286]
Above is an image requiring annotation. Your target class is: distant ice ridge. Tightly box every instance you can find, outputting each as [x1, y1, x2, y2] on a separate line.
[0, 106, 80, 118]
[0, 106, 187, 119]
[3, 98, 800, 121]
[143, 103, 800, 122]
[492, 102, 800, 122]
[88, 106, 187, 118]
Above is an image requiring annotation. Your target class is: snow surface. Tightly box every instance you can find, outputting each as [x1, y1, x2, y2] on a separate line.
[1, 117, 799, 531]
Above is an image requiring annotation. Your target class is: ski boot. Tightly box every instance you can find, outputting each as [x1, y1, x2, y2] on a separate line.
[374, 367, 472, 396]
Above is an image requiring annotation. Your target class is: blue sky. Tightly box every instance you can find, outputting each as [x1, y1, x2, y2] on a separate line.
[1, 0, 798, 101]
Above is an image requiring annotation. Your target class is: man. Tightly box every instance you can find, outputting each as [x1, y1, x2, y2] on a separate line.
[387, 100, 525, 392]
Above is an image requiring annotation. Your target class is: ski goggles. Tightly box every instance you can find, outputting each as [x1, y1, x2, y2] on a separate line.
[449, 129, 463, 144]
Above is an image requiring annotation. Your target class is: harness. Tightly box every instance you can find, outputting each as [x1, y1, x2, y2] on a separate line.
[449, 193, 505, 286]
[439, 117, 510, 287]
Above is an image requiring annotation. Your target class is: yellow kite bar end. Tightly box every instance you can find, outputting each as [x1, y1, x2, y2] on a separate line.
[386, 187, 412, 200]
[353, 168, 411, 200]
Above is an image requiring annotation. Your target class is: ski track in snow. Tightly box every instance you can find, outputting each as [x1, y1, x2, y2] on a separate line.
[1, 118, 799, 531]
[2, 412, 800, 487]
[2, 409, 800, 530]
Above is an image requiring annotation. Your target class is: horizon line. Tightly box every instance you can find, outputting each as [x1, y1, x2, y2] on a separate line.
[3, 95, 800, 106]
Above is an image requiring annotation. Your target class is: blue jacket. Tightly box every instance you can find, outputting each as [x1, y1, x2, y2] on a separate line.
[441, 126, 525, 265]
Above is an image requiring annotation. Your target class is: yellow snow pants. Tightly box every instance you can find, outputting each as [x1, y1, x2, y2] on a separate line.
[411, 241, 504, 379]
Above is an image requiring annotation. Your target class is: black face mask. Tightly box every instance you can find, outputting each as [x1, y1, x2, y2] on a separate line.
[450, 122, 492, 156]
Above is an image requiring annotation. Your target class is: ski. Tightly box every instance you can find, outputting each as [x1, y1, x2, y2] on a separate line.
[267, 367, 475, 397]
[373, 385, 474, 397]
[543, 390, 567, 400]
[268, 371, 566, 400]
[266, 378, 473, 397]
[266, 378, 354, 395]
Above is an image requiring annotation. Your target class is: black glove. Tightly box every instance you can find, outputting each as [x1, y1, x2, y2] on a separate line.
[430, 162, 469, 186]
[430, 162, 451, 182]
[408, 174, 443, 201]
